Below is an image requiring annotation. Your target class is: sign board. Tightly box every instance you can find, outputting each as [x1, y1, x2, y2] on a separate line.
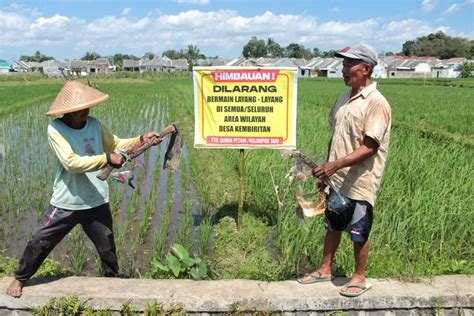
[193, 67, 297, 149]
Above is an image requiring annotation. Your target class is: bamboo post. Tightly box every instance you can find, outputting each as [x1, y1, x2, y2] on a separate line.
[238, 148, 245, 229]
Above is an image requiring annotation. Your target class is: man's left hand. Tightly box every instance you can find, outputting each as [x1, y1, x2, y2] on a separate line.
[313, 161, 340, 179]
[142, 132, 160, 144]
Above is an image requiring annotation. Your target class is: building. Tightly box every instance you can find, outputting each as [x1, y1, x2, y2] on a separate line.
[67, 58, 115, 76]
[41, 60, 69, 77]
[385, 56, 438, 78]
[88, 58, 115, 74]
[11, 61, 30, 73]
[11, 61, 42, 73]
[0, 59, 11, 74]
[226, 57, 312, 77]
[226, 56, 257, 67]
[138, 56, 189, 73]
[69, 60, 89, 76]
[431, 58, 466, 78]
[306, 57, 343, 78]
[123, 59, 140, 72]
[197, 58, 231, 67]
[165, 57, 188, 72]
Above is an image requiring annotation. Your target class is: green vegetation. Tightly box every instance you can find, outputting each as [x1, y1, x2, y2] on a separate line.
[148, 243, 209, 280]
[0, 251, 69, 278]
[0, 250, 17, 276]
[401, 31, 473, 58]
[31, 296, 183, 315]
[212, 215, 282, 281]
[163, 76, 474, 278]
[242, 36, 334, 59]
[0, 74, 472, 282]
[32, 295, 97, 315]
[242, 31, 474, 59]
[457, 61, 474, 78]
[20, 50, 54, 63]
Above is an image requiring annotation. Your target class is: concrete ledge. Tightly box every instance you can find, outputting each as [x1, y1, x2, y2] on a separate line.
[0, 275, 473, 314]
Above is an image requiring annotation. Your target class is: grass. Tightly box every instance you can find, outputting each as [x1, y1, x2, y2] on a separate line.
[1, 74, 472, 280]
[163, 76, 474, 278]
[211, 214, 282, 281]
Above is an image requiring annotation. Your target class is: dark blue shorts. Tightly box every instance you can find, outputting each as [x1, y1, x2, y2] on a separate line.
[324, 198, 373, 243]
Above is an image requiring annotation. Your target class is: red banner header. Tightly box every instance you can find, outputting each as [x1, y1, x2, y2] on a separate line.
[211, 70, 280, 83]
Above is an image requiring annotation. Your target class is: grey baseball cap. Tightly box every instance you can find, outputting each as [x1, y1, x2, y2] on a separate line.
[335, 43, 378, 67]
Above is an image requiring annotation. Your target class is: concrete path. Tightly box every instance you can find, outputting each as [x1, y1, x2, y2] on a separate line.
[0, 275, 472, 314]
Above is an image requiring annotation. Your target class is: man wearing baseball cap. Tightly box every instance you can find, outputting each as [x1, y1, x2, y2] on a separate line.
[7, 81, 160, 298]
[298, 43, 391, 297]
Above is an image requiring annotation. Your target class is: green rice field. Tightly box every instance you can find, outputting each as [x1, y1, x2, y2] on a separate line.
[0, 74, 472, 280]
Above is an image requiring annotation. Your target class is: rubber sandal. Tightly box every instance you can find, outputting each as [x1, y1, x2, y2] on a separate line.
[297, 271, 334, 284]
[339, 283, 372, 297]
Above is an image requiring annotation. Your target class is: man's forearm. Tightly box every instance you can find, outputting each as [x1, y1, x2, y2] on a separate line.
[314, 136, 378, 178]
[335, 143, 376, 169]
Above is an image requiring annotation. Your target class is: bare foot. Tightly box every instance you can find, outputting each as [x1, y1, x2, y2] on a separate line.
[6, 279, 23, 298]
[340, 275, 366, 295]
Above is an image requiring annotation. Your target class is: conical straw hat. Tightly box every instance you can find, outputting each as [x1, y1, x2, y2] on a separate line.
[46, 81, 109, 116]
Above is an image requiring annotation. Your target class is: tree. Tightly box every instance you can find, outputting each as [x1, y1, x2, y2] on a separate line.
[143, 51, 155, 60]
[185, 45, 200, 61]
[112, 54, 124, 69]
[123, 54, 139, 60]
[402, 40, 417, 56]
[162, 49, 184, 59]
[321, 49, 337, 57]
[184, 45, 205, 70]
[19, 51, 54, 62]
[266, 38, 283, 58]
[312, 48, 321, 57]
[112, 54, 139, 70]
[285, 43, 312, 59]
[400, 31, 473, 58]
[81, 52, 101, 61]
[242, 36, 267, 58]
[457, 61, 474, 78]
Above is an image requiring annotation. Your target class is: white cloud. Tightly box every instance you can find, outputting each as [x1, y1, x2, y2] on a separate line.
[27, 15, 85, 45]
[422, 0, 435, 12]
[86, 16, 150, 37]
[443, 0, 474, 14]
[0, 4, 471, 60]
[0, 10, 34, 46]
[375, 19, 458, 52]
[444, 3, 461, 14]
[174, 0, 210, 4]
[6, 2, 41, 17]
[317, 20, 378, 37]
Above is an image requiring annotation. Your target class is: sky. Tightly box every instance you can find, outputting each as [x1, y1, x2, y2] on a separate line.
[1, 0, 473, 62]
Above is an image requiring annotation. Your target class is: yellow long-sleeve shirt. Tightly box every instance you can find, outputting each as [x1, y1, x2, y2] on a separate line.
[48, 116, 139, 210]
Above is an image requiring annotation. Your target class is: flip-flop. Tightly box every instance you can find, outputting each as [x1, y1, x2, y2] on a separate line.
[297, 271, 334, 284]
[339, 283, 372, 297]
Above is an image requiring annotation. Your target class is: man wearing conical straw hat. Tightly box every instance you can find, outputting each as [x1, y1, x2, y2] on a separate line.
[7, 80, 159, 298]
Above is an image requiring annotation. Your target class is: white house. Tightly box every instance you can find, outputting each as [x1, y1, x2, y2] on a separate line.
[386, 57, 438, 78]
[306, 58, 343, 78]
[0, 59, 10, 74]
[413, 62, 432, 78]
[41, 60, 69, 77]
[431, 58, 465, 78]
